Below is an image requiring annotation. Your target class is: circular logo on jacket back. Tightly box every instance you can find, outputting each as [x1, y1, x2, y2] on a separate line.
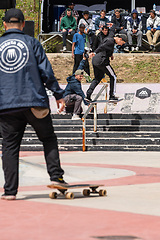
[0, 39, 29, 73]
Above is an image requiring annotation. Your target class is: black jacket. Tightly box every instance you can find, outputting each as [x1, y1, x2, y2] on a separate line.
[92, 27, 115, 52]
[92, 37, 115, 66]
[111, 14, 126, 32]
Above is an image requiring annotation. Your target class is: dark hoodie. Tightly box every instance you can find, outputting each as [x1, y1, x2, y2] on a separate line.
[127, 9, 141, 31]
[111, 14, 125, 32]
[63, 59, 89, 105]
[92, 27, 115, 52]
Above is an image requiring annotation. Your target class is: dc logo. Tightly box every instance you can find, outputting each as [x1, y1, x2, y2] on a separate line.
[0, 39, 29, 73]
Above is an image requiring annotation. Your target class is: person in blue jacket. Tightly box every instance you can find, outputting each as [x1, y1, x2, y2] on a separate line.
[0, 8, 67, 200]
[63, 57, 89, 120]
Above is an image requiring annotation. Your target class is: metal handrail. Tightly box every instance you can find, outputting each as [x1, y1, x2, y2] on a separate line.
[81, 83, 108, 151]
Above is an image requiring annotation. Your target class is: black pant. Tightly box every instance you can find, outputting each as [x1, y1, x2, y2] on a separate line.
[0, 109, 64, 196]
[86, 62, 116, 99]
[62, 30, 75, 46]
[73, 54, 90, 75]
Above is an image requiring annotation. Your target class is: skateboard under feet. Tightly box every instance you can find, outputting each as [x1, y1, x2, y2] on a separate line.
[47, 183, 107, 199]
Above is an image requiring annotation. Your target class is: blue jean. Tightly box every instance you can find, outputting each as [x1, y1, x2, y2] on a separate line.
[0, 109, 64, 196]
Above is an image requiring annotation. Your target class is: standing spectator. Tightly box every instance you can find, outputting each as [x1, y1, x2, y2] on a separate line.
[78, 10, 95, 46]
[60, 2, 79, 22]
[95, 10, 112, 35]
[60, 8, 77, 51]
[0, 8, 67, 200]
[72, 23, 90, 75]
[111, 9, 127, 36]
[63, 57, 89, 120]
[127, 9, 142, 51]
[146, 10, 160, 51]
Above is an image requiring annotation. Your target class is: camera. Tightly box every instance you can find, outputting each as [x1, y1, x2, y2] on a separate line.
[84, 48, 90, 59]
[150, 24, 154, 28]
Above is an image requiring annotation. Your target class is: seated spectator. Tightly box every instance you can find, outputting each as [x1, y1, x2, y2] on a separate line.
[127, 9, 142, 51]
[95, 10, 112, 35]
[146, 10, 160, 51]
[72, 23, 90, 75]
[60, 2, 79, 22]
[111, 9, 127, 36]
[63, 57, 89, 120]
[60, 8, 77, 51]
[78, 10, 95, 47]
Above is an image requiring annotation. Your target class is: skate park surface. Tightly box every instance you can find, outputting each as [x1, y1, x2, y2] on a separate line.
[0, 151, 160, 240]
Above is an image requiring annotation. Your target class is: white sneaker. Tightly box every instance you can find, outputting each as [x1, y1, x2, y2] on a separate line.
[135, 46, 139, 51]
[131, 47, 135, 51]
[71, 114, 81, 120]
[63, 46, 67, 51]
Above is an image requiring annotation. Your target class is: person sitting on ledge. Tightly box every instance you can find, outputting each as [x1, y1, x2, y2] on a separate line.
[60, 8, 77, 52]
[146, 10, 160, 51]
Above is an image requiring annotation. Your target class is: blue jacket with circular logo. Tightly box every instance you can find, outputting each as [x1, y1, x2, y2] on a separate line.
[0, 29, 64, 111]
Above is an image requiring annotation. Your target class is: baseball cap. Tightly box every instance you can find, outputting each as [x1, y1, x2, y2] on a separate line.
[115, 34, 127, 42]
[3, 8, 24, 23]
[75, 69, 84, 75]
[68, 2, 75, 6]
[79, 23, 85, 28]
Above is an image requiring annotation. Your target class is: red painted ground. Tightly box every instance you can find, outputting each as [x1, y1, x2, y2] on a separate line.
[1, 151, 160, 240]
[0, 200, 160, 240]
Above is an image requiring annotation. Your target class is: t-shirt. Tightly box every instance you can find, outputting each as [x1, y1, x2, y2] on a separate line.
[73, 33, 86, 55]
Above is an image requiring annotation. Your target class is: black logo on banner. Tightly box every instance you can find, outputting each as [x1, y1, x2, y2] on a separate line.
[136, 87, 151, 99]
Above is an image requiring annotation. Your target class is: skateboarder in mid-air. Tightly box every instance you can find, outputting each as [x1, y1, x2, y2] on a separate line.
[85, 35, 126, 102]
[0, 9, 67, 200]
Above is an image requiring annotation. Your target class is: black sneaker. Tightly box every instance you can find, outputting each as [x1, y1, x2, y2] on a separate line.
[51, 177, 68, 186]
[109, 95, 118, 101]
[84, 96, 92, 103]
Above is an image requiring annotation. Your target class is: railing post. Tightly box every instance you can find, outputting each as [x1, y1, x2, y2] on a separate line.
[82, 118, 86, 151]
[104, 84, 108, 114]
[94, 104, 97, 132]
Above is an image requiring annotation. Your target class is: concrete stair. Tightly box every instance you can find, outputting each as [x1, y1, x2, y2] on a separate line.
[1, 113, 160, 151]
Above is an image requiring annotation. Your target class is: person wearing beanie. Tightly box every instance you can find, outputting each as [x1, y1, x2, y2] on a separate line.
[146, 10, 160, 51]
[127, 9, 142, 51]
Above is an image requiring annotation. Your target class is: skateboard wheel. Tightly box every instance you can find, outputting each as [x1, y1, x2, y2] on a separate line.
[83, 189, 90, 196]
[65, 192, 74, 199]
[49, 192, 57, 199]
[99, 189, 107, 196]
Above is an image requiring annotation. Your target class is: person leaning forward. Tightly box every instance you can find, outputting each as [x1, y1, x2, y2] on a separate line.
[86, 36, 126, 101]
[0, 8, 67, 201]
[63, 57, 89, 120]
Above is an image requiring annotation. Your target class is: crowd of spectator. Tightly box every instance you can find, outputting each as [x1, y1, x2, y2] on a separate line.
[59, 3, 160, 54]
[59, 3, 160, 119]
